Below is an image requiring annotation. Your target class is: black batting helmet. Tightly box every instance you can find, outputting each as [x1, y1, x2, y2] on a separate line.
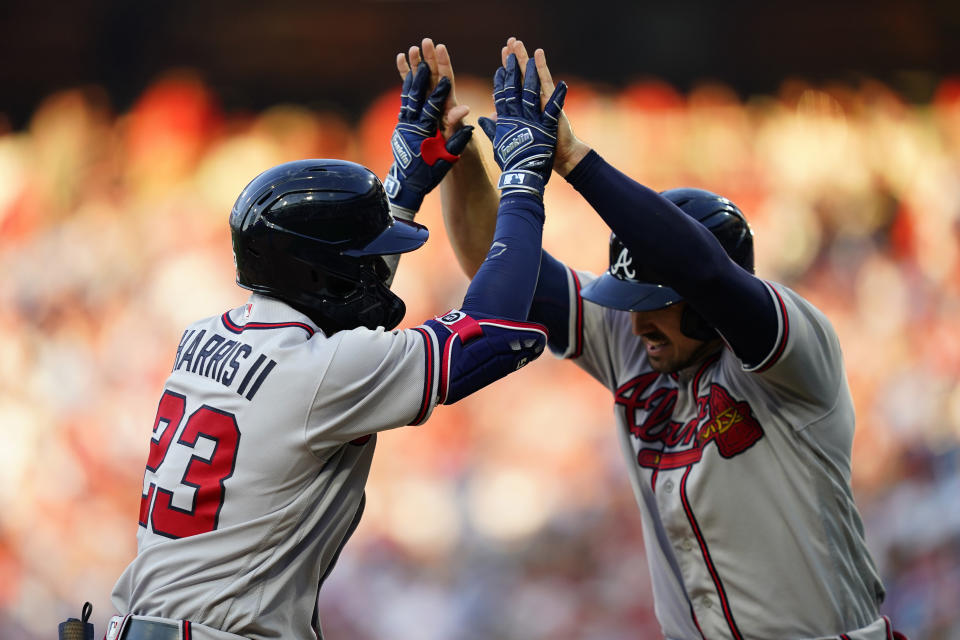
[230, 159, 428, 332]
[580, 188, 753, 339]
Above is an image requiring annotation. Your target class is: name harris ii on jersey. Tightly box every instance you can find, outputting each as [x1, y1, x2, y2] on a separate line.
[170, 306, 286, 402]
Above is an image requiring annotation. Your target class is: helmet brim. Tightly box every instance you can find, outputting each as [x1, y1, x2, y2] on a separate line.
[580, 273, 682, 311]
[343, 217, 429, 256]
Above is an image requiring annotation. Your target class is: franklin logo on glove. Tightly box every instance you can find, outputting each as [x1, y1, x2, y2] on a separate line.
[498, 127, 534, 164]
[391, 132, 413, 168]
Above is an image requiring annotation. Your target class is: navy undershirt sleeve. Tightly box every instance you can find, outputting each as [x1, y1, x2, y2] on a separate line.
[460, 193, 544, 322]
[566, 150, 777, 365]
[529, 249, 573, 354]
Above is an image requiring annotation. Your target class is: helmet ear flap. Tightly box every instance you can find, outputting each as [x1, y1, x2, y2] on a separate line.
[680, 306, 717, 341]
[312, 277, 407, 333]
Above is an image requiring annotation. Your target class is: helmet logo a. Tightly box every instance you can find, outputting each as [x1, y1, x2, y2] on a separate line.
[611, 247, 636, 280]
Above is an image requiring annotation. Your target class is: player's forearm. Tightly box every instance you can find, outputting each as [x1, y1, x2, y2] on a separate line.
[460, 193, 544, 322]
[568, 150, 779, 361]
[440, 136, 499, 278]
[529, 249, 575, 354]
[566, 150, 729, 292]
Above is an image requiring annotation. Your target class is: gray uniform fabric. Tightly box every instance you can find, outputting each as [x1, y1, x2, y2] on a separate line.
[112, 293, 437, 640]
[559, 270, 886, 640]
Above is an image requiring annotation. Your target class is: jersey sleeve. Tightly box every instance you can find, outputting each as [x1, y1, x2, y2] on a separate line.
[305, 326, 437, 449]
[530, 264, 636, 393]
[738, 281, 847, 424]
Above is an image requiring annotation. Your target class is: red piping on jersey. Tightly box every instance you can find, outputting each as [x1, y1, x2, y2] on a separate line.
[754, 284, 789, 373]
[569, 267, 584, 358]
[692, 352, 721, 397]
[839, 634, 851, 640]
[687, 600, 706, 640]
[182, 620, 192, 640]
[680, 466, 744, 639]
[883, 616, 908, 640]
[437, 331, 456, 404]
[410, 327, 434, 425]
[221, 312, 315, 338]
[119, 615, 131, 638]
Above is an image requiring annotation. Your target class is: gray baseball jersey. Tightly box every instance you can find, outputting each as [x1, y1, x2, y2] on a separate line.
[111, 293, 441, 640]
[555, 269, 889, 640]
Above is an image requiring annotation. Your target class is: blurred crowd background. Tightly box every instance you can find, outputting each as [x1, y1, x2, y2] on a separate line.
[2, 3, 960, 640]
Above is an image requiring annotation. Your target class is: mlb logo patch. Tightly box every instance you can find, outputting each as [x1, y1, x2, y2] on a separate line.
[105, 615, 127, 640]
[438, 309, 464, 325]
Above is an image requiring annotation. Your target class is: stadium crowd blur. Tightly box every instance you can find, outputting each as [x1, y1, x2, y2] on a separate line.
[1, 69, 959, 640]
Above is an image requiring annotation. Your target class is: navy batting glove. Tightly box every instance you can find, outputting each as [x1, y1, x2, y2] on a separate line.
[384, 62, 474, 214]
[478, 54, 567, 199]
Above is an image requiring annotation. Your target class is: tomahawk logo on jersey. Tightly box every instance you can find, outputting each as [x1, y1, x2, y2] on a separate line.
[616, 368, 765, 473]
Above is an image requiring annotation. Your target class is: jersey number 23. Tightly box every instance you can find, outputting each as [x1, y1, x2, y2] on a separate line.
[138, 390, 240, 539]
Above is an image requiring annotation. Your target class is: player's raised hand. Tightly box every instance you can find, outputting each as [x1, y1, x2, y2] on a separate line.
[425, 39, 471, 137]
[478, 53, 567, 199]
[384, 56, 474, 214]
[502, 37, 590, 178]
[397, 38, 470, 138]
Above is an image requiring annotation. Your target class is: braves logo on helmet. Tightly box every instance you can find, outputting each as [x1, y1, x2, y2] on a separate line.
[611, 246, 637, 281]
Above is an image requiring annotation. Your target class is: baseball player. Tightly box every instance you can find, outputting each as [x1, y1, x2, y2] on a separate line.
[103, 47, 566, 640]
[436, 38, 907, 640]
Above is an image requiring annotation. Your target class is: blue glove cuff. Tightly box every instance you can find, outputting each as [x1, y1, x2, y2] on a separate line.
[497, 170, 545, 198]
[384, 164, 425, 213]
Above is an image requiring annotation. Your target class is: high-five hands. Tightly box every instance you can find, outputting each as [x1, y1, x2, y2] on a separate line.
[384, 59, 474, 214]
[501, 38, 590, 177]
[478, 54, 567, 199]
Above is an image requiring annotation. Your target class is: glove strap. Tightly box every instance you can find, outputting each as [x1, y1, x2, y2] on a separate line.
[384, 164, 424, 213]
[421, 131, 460, 166]
[497, 170, 545, 198]
[383, 167, 401, 200]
